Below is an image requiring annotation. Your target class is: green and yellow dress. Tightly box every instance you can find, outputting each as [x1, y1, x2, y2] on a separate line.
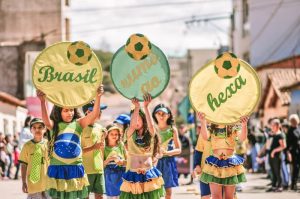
[156, 127, 179, 188]
[104, 142, 126, 196]
[200, 129, 247, 185]
[120, 131, 165, 199]
[47, 121, 89, 199]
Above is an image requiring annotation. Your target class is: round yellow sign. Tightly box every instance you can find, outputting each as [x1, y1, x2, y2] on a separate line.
[32, 41, 102, 108]
[189, 52, 261, 125]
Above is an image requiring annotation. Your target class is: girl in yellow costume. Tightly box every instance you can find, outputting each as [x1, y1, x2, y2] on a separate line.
[37, 85, 104, 199]
[197, 112, 248, 199]
[120, 94, 165, 199]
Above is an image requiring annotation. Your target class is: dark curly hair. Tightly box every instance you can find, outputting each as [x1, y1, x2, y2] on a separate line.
[152, 104, 174, 126]
[48, 105, 82, 157]
[130, 109, 160, 158]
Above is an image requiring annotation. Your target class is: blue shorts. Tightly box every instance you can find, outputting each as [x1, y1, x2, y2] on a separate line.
[200, 181, 211, 197]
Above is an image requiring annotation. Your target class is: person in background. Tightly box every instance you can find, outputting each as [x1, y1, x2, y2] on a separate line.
[5, 135, 13, 179]
[0, 142, 7, 179]
[266, 119, 286, 192]
[19, 118, 49, 199]
[81, 101, 107, 199]
[287, 114, 300, 191]
[19, 116, 33, 150]
[114, 114, 131, 143]
[281, 120, 290, 190]
[104, 124, 126, 199]
[13, 145, 20, 180]
[192, 123, 211, 199]
[152, 104, 181, 199]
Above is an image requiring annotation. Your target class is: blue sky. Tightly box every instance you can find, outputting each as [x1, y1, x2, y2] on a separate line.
[70, 0, 232, 56]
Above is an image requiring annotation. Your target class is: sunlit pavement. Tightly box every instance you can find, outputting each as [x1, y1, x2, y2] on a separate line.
[0, 173, 299, 199]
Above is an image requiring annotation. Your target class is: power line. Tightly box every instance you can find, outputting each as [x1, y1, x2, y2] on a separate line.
[70, 0, 228, 12]
[49, 14, 230, 38]
[250, 0, 284, 44]
[261, 16, 300, 64]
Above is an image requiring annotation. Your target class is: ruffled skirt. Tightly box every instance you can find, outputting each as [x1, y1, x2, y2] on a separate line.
[105, 165, 126, 196]
[47, 165, 89, 199]
[120, 167, 165, 199]
[157, 157, 179, 188]
[200, 155, 246, 185]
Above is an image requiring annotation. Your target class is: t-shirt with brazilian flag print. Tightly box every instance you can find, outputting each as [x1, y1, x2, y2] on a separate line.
[81, 123, 106, 174]
[19, 140, 49, 194]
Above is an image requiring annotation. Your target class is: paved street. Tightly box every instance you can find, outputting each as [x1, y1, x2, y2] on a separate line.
[1, 173, 299, 199]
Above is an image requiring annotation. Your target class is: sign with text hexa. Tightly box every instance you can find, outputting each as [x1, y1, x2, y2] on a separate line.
[189, 52, 261, 125]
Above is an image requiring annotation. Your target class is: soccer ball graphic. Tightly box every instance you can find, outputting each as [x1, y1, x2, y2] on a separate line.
[67, 41, 92, 66]
[214, 52, 241, 79]
[125, 33, 152, 60]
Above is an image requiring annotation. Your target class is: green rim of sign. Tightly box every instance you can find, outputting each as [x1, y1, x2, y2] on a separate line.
[32, 41, 102, 108]
[110, 44, 170, 101]
[188, 59, 261, 125]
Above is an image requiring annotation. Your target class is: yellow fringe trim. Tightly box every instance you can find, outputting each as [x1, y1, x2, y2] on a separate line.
[120, 176, 164, 194]
[202, 164, 245, 178]
[47, 175, 89, 192]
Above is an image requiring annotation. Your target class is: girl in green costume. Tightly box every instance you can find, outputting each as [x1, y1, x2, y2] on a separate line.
[37, 85, 104, 199]
[119, 94, 165, 199]
[197, 112, 248, 199]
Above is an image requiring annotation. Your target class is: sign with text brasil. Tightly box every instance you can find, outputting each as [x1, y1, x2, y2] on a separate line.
[111, 34, 170, 101]
[189, 52, 261, 125]
[32, 41, 102, 108]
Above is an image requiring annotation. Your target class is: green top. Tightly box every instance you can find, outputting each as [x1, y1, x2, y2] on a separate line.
[159, 127, 174, 152]
[104, 142, 126, 162]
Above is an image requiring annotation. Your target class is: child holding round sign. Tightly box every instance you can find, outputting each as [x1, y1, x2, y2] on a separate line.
[152, 104, 181, 199]
[103, 124, 127, 199]
[81, 101, 108, 199]
[36, 85, 104, 199]
[119, 94, 165, 199]
[197, 112, 248, 199]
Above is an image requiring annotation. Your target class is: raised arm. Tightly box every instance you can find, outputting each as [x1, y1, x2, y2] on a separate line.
[78, 85, 104, 129]
[143, 93, 155, 137]
[37, 90, 53, 130]
[197, 112, 210, 140]
[126, 98, 140, 138]
[238, 116, 249, 142]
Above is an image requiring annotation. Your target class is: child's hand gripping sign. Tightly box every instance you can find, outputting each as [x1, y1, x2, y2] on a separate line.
[189, 52, 261, 125]
[32, 41, 103, 108]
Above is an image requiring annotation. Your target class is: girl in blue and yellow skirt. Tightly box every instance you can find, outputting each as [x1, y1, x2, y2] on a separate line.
[104, 124, 127, 199]
[152, 104, 181, 199]
[37, 85, 104, 199]
[120, 94, 165, 199]
[197, 112, 248, 199]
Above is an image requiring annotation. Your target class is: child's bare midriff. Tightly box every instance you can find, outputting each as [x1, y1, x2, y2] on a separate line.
[129, 154, 152, 169]
[213, 148, 234, 159]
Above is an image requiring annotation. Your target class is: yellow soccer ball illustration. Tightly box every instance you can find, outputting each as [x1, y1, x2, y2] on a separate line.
[67, 41, 92, 66]
[125, 33, 152, 60]
[214, 52, 240, 79]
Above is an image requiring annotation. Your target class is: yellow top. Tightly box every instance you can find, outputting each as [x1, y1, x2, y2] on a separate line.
[210, 130, 238, 151]
[126, 131, 154, 171]
[19, 140, 49, 194]
[195, 134, 212, 169]
[81, 123, 105, 174]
